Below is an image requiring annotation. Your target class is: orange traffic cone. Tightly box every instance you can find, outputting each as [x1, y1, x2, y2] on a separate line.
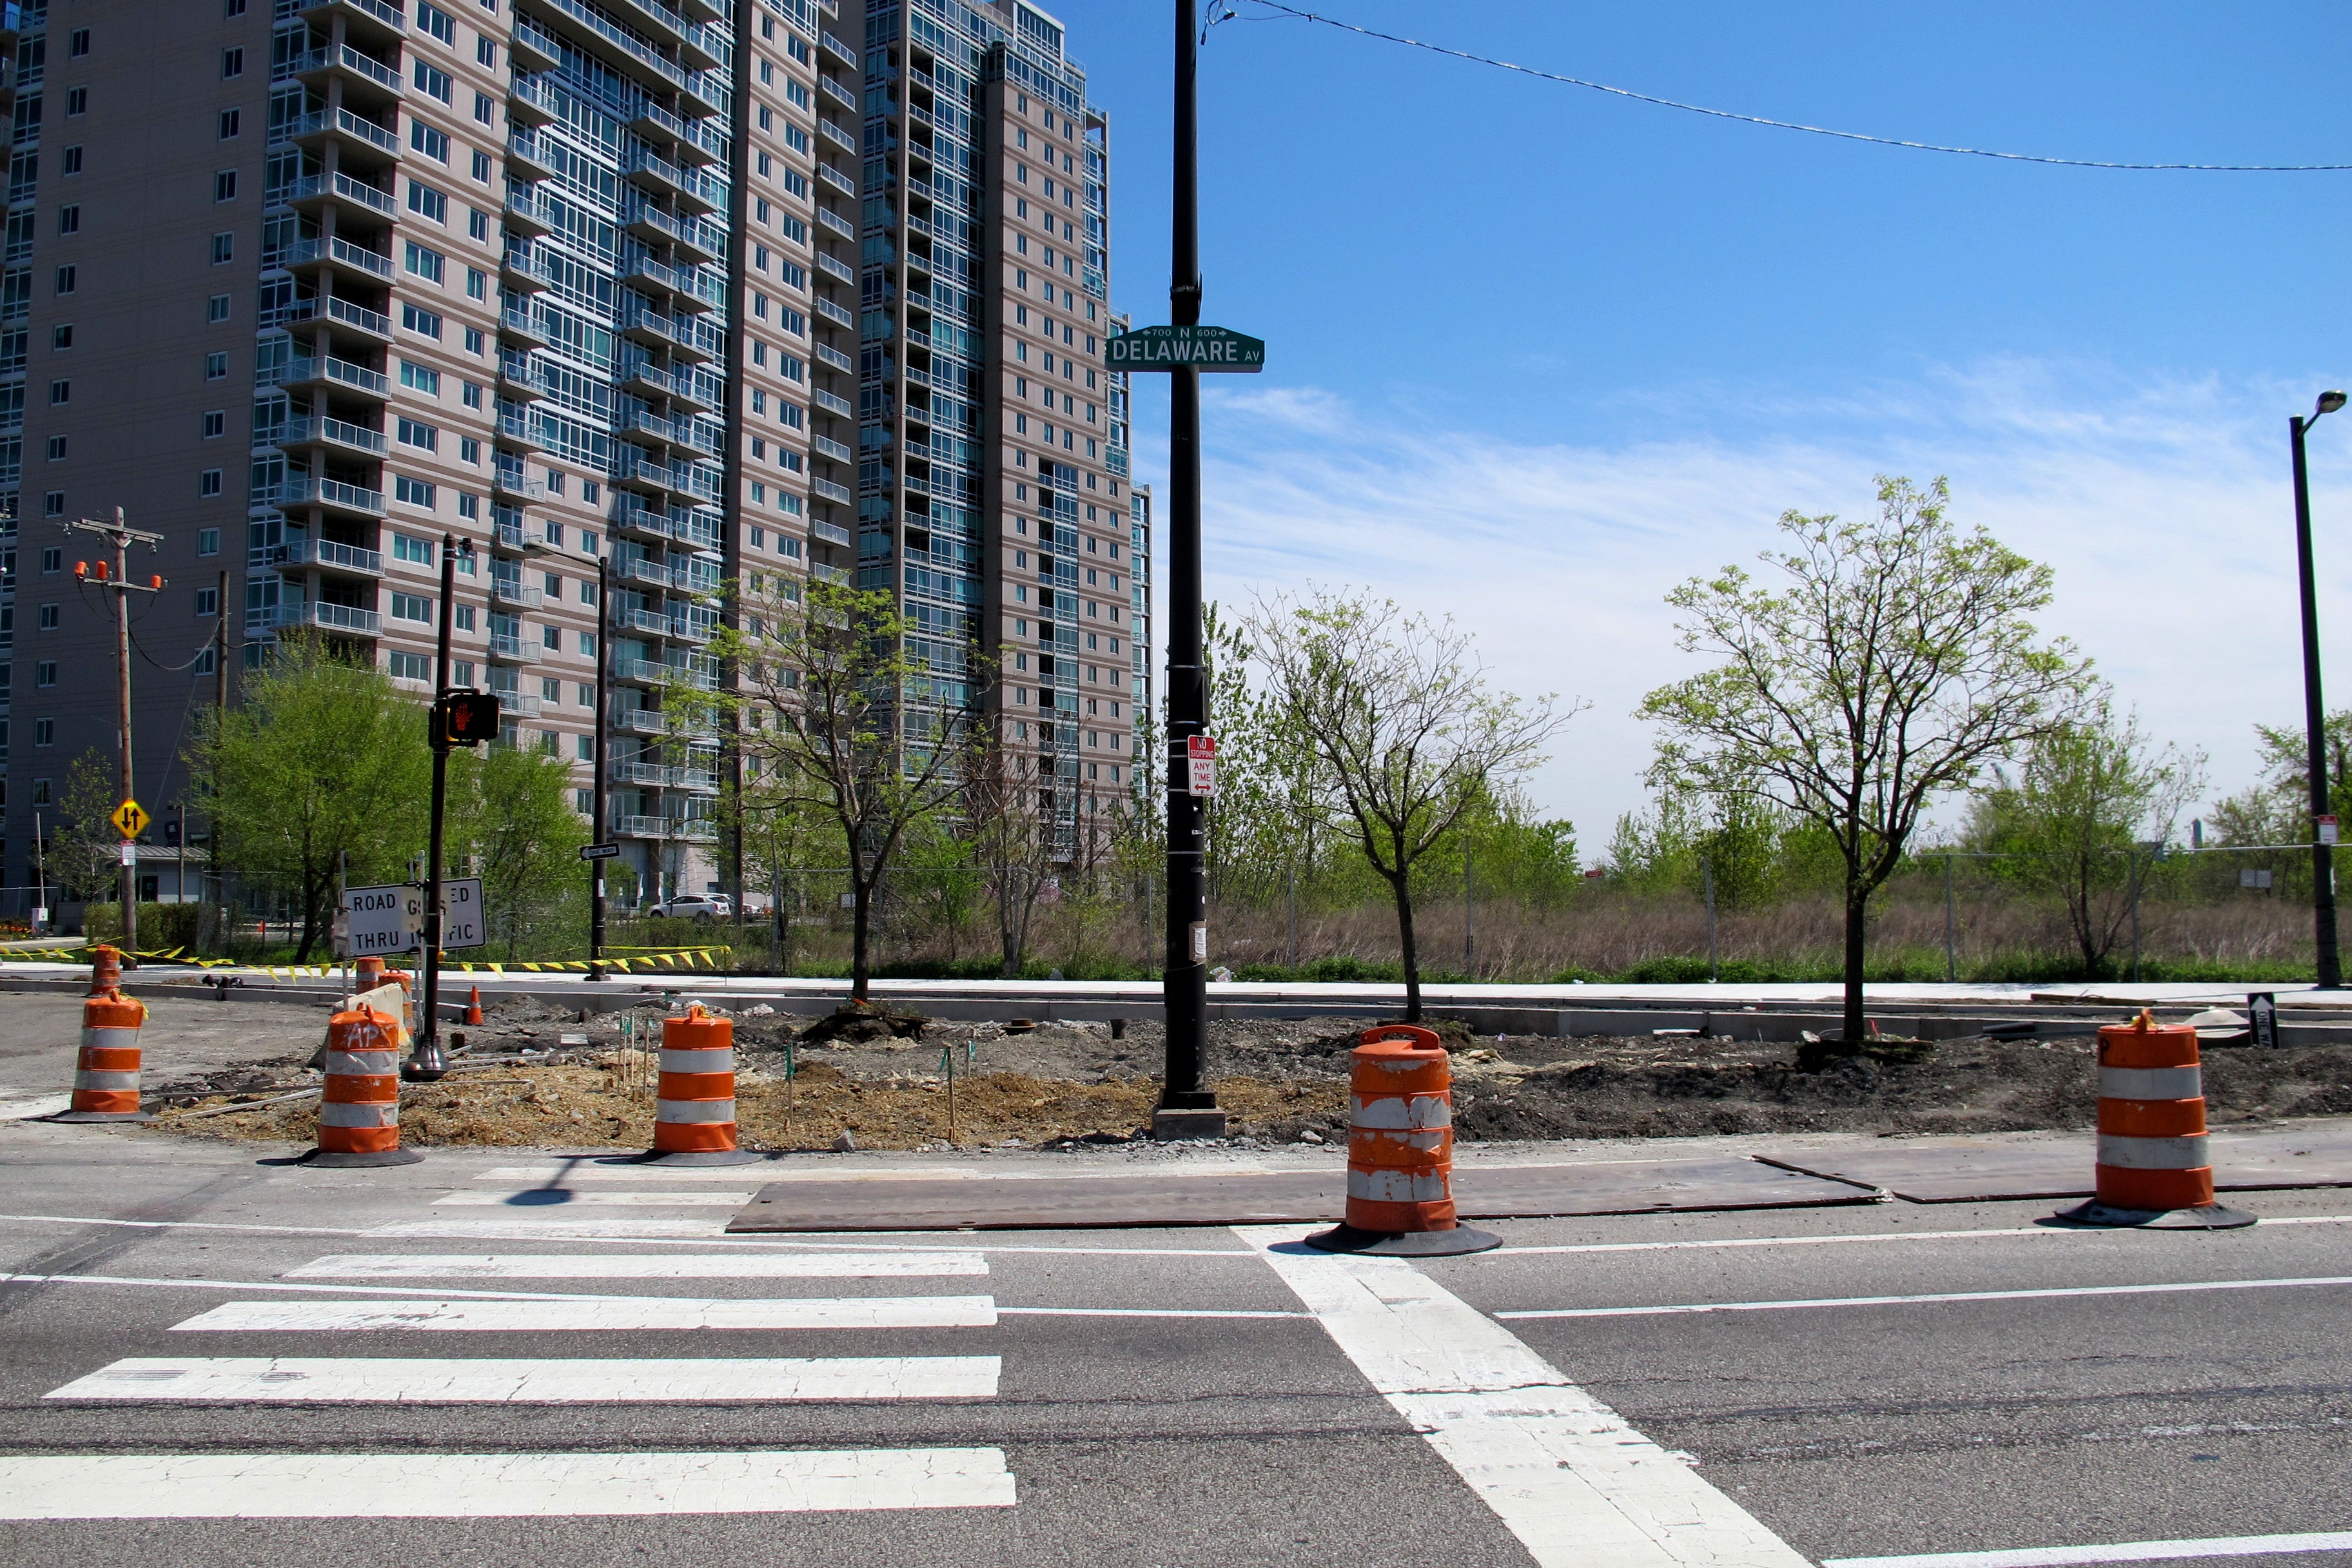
[466, 986, 484, 1026]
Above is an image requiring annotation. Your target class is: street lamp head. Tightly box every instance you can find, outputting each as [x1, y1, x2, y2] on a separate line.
[2320, 391, 2349, 417]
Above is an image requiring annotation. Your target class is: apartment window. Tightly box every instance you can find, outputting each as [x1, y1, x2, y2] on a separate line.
[37, 662, 57, 686]
[410, 121, 449, 162]
[195, 587, 219, 616]
[404, 241, 445, 283]
[210, 232, 232, 263]
[756, 104, 771, 133]
[459, 436, 479, 464]
[57, 204, 78, 235]
[32, 778, 50, 803]
[471, 148, 491, 182]
[201, 409, 226, 440]
[68, 28, 90, 57]
[457, 493, 478, 520]
[204, 351, 227, 379]
[47, 378, 66, 405]
[44, 436, 64, 460]
[476, 37, 497, 67]
[756, 152, 771, 178]
[61, 145, 83, 175]
[467, 206, 488, 241]
[463, 326, 484, 354]
[576, 681, 592, 704]
[473, 90, 493, 124]
[418, 1, 456, 43]
[220, 47, 243, 77]
[66, 86, 88, 114]
[455, 605, 475, 630]
[389, 650, 430, 681]
[465, 267, 485, 300]
[394, 476, 436, 509]
[218, 108, 240, 140]
[575, 734, 592, 761]
[401, 303, 444, 339]
[460, 380, 481, 408]
[37, 603, 58, 629]
[399, 359, 442, 395]
[758, 59, 773, 85]
[213, 169, 236, 203]
[578, 631, 596, 656]
[391, 531, 431, 564]
[54, 264, 75, 293]
[207, 293, 230, 323]
[407, 181, 447, 223]
[43, 491, 63, 516]
[540, 624, 559, 651]
[34, 718, 53, 745]
[197, 527, 220, 556]
[574, 787, 593, 813]
[39, 547, 59, 572]
[545, 472, 564, 497]
[413, 62, 453, 104]
[397, 416, 438, 452]
[198, 469, 222, 496]
[390, 592, 432, 624]
[755, 197, 769, 224]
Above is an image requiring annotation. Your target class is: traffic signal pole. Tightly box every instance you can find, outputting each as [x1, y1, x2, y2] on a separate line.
[588, 554, 611, 981]
[1153, 0, 1223, 1139]
[406, 534, 467, 1083]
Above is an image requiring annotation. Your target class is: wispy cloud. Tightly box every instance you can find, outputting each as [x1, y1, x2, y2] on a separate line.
[1126, 360, 2352, 843]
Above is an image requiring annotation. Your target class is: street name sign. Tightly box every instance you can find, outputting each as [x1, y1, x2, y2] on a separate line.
[1106, 326, 1264, 373]
[580, 843, 621, 861]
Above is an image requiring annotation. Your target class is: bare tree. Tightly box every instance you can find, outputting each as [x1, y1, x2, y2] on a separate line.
[964, 723, 1059, 977]
[1246, 588, 1571, 1019]
[1643, 476, 2096, 1041]
[712, 577, 987, 1003]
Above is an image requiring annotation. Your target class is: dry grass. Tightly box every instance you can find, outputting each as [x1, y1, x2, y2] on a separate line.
[154, 1056, 1349, 1152]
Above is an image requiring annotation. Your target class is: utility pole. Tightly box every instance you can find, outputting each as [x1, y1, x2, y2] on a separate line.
[1155, 0, 1222, 1140]
[406, 534, 475, 1082]
[62, 508, 163, 965]
[587, 554, 611, 981]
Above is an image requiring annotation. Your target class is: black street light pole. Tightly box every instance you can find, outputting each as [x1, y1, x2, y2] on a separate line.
[2292, 390, 2348, 990]
[406, 534, 469, 1081]
[1155, 0, 1222, 1139]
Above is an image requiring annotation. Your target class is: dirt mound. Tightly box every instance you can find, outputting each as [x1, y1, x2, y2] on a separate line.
[797, 1004, 929, 1045]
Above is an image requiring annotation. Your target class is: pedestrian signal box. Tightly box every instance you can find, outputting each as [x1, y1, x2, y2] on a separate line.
[436, 691, 500, 747]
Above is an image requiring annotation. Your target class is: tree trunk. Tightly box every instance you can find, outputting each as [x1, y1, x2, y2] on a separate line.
[850, 876, 872, 1003]
[1391, 871, 1422, 1022]
[293, 874, 326, 963]
[999, 868, 1021, 978]
[1841, 888, 1868, 1043]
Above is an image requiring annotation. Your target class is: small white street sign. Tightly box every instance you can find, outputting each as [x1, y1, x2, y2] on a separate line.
[1187, 735, 1217, 798]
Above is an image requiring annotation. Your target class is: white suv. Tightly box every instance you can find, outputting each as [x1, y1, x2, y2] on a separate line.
[648, 894, 732, 920]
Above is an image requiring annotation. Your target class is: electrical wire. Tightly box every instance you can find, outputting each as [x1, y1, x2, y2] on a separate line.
[1223, 3, 2352, 172]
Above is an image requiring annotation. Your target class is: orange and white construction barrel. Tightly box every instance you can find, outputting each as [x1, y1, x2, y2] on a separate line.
[1304, 1024, 1498, 1255]
[308, 1004, 422, 1168]
[2057, 1010, 2252, 1229]
[52, 990, 151, 1123]
[86, 943, 123, 997]
[643, 1003, 758, 1166]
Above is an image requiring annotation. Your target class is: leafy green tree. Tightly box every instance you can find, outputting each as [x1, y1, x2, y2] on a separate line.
[1643, 476, 2095, 1041]
[450, 741, 590, 959]
[710, 577, 988, 1001]
[1246, 587, 1571, 1020]
[186, 634, 431, 961]
[2206, 709, 2352, 850]
[50, 749, 128, 901]
[1971, 705, 2204, 976]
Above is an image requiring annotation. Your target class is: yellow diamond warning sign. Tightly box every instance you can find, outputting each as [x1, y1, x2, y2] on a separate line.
[110, 799, 148, 839]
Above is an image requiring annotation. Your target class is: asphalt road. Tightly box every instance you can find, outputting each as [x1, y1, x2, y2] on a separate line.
[0, 1121, 2346, 1567]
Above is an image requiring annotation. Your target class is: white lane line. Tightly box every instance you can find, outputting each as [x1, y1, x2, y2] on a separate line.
[996, 1306, 1306, 1319]
[478, 1166, 779, 1183]
[286, 1251, 990, 1279]
[1491, 1215, 2352, 1259]
[431, 1190, 755, 1208]
[366, 1219, 729, 1239]
[45, 1355, 1002, 1402]
[1825, 1530, 2352, 1568]
[1240, 1224, 1809, 1568]
[1496, 1274, 2352, 1320]
[0, 1447, 1016, 1517]
[172, 1295, 999, 1332]
[0, 1094, 71, 1120]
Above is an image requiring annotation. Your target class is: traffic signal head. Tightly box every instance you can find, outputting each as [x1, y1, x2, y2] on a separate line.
[438, 690, 500, 746]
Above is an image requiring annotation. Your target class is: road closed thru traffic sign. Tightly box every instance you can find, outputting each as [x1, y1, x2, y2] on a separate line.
[1106, 325, 1264, 373]
[340, 884, 417, 958]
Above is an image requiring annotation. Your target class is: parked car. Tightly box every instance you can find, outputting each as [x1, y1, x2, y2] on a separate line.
[647, 894, 732, 921]
[738, 892, 775, 919]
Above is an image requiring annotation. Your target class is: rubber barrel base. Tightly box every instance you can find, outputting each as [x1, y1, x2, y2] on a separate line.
[1303, 1223, 1503, 1257]
[634, 1147, 764, 1166]
[2052, 1199, 2256, 1230]
[301, 1148, 427, 1168]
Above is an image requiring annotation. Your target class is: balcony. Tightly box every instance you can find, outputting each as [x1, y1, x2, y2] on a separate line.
[487, 689, 544, 719]
[505, 130, 560, 184]
[534, 0, 687, 92]
[496, 410, 545, 450]
[812, 518, 852, 548]
[812, 433, 853, 464]
[494, 517, 556, 556]
[612, 761, 670, 787]
[504, 191, 557, 238]
[283, 235, 395, 283]
[611, 496, 671, 541]
[816, 162, 856, 199]
[279, 476, 387, 519]
[508, 18, 562, 75]
[280, 599, 384, 637]
[813, 387, 854, 418]
[616, 709, 669, 736]
[622, 557, 679, 591]
[491, 578, 544, 608]
[288, 170, 398, 223]
[493, 467, 547, 502]
[615, 814, 672, 839]
[814, 251, 855, 286]
[289, 43, 404, 102]
[489, 634, 544, 664]
[814, 343, 855, 375]
[819, 75, 857, 112]
[621, 606, 673, 638]
[299, 0, 407, 48]
[499, 306, 551, 348]
[284, 295, 395, 345]
[818, 119, 858, 157]
[272, 536, 385, 577]
[815, 205, 856, 242]
[819, 29, 855, 66]
[501, 247, 549, 292]
[281, 416, 387, 457]
[505, 72, 558, 128]
[286, 103, 403, 162]
[498, 350, 544, 397]
[812, 296, 855, 330]
[811, 478, 852, 505]
[271, 355, 392, 398]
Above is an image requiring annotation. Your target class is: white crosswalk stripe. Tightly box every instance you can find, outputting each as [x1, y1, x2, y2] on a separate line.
[286, 1251, 991, 1279]
[170, 1295, 999, 1332]
[430, 1189, 756, 1207]
[46, 1355, 1003, 1403]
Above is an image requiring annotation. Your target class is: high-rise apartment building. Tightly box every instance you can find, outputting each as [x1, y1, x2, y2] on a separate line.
[0, 0, 1137, 917]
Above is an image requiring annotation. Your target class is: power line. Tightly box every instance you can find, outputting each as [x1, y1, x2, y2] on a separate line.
[1225, 3, 2352, 172]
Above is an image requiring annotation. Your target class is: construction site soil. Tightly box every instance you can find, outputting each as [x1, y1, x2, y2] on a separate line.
[141, 997, 2352, 1152]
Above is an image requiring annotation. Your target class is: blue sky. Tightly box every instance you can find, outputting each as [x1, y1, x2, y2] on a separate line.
[1073, 2, 2352, 849]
